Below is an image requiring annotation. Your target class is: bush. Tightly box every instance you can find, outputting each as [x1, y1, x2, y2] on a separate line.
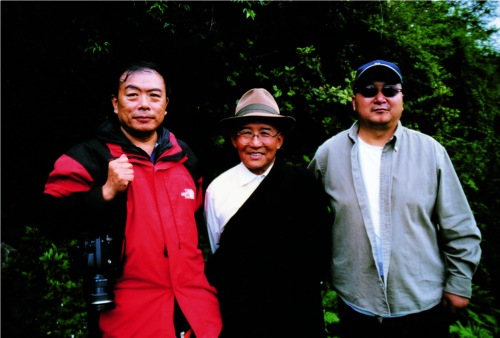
[1, 226, 87, 337]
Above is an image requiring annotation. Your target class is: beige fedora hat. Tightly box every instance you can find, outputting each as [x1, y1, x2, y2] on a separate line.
[219, 88, 296, 133]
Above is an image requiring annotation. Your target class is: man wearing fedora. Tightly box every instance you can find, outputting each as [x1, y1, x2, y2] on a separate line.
[204, 88, 330, 337]
[308, 60, 482, 337]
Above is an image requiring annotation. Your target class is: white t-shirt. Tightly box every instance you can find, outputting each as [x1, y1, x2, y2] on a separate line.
[358, 137, 384, 275]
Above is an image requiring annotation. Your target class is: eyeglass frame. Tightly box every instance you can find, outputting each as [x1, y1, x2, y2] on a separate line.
[355, 85, 403, 98]
[235, 128, 281, 144]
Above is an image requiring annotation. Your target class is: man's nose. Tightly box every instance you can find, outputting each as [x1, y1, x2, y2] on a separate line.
[138, 95, 150, 109]
[374, 90, 387, 102]
[248, 134, 264, 146]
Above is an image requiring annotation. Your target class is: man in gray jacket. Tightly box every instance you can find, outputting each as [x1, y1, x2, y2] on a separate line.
[307, 60, 482, 337]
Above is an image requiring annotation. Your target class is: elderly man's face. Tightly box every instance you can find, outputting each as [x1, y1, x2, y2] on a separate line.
[231, 122, 283, 175]
[112, 69, 169, 140]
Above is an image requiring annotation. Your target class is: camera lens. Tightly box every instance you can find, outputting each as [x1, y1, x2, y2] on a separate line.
[90, 274, 113, 305]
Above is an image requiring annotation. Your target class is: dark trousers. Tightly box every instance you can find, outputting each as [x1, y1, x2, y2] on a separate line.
[338, 300, 451, 338]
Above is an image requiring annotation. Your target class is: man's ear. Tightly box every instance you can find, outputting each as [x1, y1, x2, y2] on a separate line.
[230, 135, 238, 148]
[276, 133, 284, 149]
[111, 95, 118, 114]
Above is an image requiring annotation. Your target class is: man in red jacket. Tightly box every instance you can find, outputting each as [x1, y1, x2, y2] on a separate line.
[43, 61, 222, 338]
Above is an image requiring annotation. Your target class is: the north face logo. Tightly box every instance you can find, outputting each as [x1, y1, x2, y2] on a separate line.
[181, 189, 195, 199]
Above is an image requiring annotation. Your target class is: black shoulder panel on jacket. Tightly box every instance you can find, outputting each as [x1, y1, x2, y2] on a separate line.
[66, 138, 111, 186]
[177, 139, 200, 183]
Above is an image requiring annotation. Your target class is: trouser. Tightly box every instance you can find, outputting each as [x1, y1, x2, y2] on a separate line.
[338, 300, 451, 338]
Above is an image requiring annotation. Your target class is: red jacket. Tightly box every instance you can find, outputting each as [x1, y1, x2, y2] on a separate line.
[44, 120, 221, 338]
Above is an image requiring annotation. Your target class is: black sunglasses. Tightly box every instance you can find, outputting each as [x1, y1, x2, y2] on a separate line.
[356, 85, 402, 98]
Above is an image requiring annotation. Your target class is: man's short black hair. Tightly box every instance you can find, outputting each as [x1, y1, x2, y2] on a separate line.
[112, 59, 172, 97]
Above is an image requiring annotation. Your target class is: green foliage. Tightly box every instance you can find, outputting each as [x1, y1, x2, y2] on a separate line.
[321, 284, 340, 337]
[84, 39, 110, 55]
[233, 0, 268, 20]
[448, 284, 500, 338]
[242, 7, 256, 21]
[450, 319, 497, 338]
[2, 226, 87, 337]
[146, 1, 192, 32]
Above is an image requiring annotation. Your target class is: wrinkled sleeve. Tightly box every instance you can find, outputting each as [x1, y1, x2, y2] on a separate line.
[42, 148, 109, 239]
[434, 147, 482, 298]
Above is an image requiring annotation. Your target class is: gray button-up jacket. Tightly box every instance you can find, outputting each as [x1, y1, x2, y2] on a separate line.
[308, 121, 482, 316]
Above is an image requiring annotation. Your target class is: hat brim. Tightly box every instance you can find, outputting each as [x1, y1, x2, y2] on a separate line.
[219, 113, 296, 134]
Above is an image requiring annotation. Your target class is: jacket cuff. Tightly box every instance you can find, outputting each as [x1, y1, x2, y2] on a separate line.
[445, 275, 472, 298]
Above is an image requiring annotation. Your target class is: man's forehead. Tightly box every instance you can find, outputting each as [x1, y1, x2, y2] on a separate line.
[120, 69, 163, 83]
[118, 70, 166, 91]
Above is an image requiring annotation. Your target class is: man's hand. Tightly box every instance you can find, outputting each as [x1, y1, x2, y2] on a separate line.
[442, 291, 469, 314]
[102, 154, 134, 201]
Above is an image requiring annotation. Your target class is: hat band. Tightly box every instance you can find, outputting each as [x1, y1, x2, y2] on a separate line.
[236, 103, 279, 117]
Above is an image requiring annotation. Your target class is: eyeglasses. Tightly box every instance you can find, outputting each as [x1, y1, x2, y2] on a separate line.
[356, 85, 402, 98]
[236, 129, 280, 144]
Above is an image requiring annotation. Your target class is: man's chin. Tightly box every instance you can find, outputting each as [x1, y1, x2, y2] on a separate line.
[367, 120, 393, 129]
[121, 125, 158, 140]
